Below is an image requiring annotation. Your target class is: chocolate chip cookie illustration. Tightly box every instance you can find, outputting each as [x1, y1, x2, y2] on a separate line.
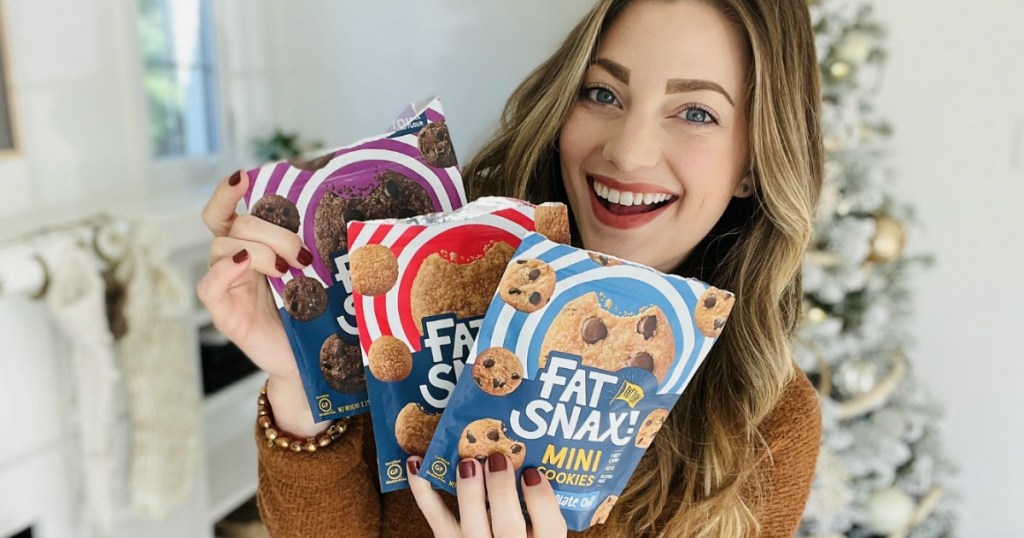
[395, 403, 441, 455]
[410, 241, 514, 332]
[634, 408, 669, 448]
[417, 121, 457, 168]
[319, 334, 366, 394]
[472, 347, 524, 396]
[367, 335, 413, 382]
[534, 204, 570, 245]
[251, 194, 301, 233]
[458, 418, 526, 469]
[350, 244, 398, 296]
[694, 287, 736, 338]
[282, 276, 328, 321]
[588, 251, 622, 267]
[590, 495, 619, 526]
[498, 258, 556, 313]
[539, 292, 675, 383]
[313, 170, 434, 267]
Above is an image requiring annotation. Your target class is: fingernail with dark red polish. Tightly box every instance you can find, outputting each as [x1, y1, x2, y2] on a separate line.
[275, 256, 289, 273]
[408, 459, 420, 476]
[488, 454, 507, 473]
[523, 468, 541, 487]
[459, 460, 476, 479]
[297, 247, 312, 266]
[228, 171, 241, 186]
[232, 249, 249, 263]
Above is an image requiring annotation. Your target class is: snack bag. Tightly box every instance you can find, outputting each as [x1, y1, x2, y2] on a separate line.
[421, 233, 735, 531]
[243, 97, 467, 422]
[347, 197, 570, 492]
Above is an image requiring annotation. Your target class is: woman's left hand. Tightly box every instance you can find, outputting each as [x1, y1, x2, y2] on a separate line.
[407, 455, 568, 538]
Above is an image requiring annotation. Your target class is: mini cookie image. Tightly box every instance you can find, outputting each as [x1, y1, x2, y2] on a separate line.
[410, 242, 514, 332]
[694, 287, 736, 338]
[313, 170, 434, 267]
[394, 403, 441, 455]
[498, 258, 556, 313]
[290, 151, 335, 172]
[417, 121, 457, 168]
[539, 292, 675, 383]
[251, 194, 300, 233]
[458, 418, 526, 469]
[350, 244, 398, 296]
[319, 334, 366, 394]
[590, 495, 619, 526]
[588, 251, 622, 267]
[634, 408, 670, 448]
[472, 347, 524, 396]
[533, 204, 570, 245]
[282, 276, 328, 321]
[367, 335, 413, 382]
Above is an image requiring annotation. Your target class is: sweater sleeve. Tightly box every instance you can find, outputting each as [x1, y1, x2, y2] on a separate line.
[255, 412, 383, 538]
[754, 370, 822, 538]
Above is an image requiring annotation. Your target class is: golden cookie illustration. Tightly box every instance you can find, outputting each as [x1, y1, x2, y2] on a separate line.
[472, 347, 524, 396]
[534, 204, 570, 245]
[590, 495, 619, 526]
[410, 241, 514, 331]
[351, 244, 398, 296]
[539, 292, 675, 383]
[634, 408, 669, 448]
[395, 403, 441, 455]
[587, 251, 622, 267]
[458, 418, 526, 469]
[498, 258, 556, 313]
[367, 335, 412, 382]
[694, 287, 735, 338]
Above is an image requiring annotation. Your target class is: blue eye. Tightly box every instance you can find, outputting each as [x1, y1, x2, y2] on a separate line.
[684, 108, 709, 123]
[583, 86, 618, 106]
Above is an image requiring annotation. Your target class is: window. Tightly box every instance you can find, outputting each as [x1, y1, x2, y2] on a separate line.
[138, 0, 220, 158]
[0, 6, 15, 151]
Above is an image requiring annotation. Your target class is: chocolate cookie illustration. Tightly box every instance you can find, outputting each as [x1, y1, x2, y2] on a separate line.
[539, 292, 675, 383]
[472, 347, 524, 396]
[367, 335, 413, 382]
[458, 418, 526, 469]
[588, 251, 622, 267]
[350, 244, 398, 296]
[251, 194, 301, 233]
[282, 276, 328, 321]
[410, 242, 514, 332]
[319, 334, 365, 394]
[498, 258, 556, 313]
[694, 287, 736, 338]
[534, 204, 571, 245]
[417, 121, 457, 168]
[313, 170, 434, 267]
[634, 408, 669, 448]
[590, 495, 619, 526]
[395, 403, 441, 455]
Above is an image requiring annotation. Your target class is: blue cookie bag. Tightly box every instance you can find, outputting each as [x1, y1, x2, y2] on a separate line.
[421, 233, 735, 531]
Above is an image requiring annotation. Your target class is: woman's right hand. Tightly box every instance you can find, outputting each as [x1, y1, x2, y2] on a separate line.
[197, 170, 324, 436]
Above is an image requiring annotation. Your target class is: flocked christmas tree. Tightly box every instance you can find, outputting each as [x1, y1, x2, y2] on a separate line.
[797, 1, 958, 536]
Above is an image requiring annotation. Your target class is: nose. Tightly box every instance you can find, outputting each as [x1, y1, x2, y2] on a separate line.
[601, 111, 660, 172]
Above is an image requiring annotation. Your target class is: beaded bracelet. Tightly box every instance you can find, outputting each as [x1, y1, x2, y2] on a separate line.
[257, 384, 349, 452]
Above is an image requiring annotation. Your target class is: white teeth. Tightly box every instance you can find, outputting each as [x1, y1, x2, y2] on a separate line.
[592, 179, 672, 206]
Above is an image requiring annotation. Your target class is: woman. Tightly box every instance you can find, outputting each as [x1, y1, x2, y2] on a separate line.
[198, 0, 823, 536]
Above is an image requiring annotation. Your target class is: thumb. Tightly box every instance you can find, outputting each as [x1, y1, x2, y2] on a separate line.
[196, 249, 253, 314]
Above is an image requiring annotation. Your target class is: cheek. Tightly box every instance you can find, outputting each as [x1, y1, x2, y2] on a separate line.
[669, 144, 742, 200]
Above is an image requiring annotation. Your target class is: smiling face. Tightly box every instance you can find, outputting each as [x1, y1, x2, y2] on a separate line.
[559, 0, 751, 272]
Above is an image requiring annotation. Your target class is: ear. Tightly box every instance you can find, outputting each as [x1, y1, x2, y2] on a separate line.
[733, 175, 754, 198]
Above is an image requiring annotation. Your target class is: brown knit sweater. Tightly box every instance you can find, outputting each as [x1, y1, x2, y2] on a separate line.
[255, 370, 821, 537]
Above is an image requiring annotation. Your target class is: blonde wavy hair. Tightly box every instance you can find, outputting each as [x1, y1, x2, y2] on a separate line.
[464, 0, 823, 535]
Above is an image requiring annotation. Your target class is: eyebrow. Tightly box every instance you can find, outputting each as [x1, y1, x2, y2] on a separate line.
[592, 57, 735, 107]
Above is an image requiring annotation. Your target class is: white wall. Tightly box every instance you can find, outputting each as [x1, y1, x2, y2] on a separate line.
[872, 2, 1024, 535]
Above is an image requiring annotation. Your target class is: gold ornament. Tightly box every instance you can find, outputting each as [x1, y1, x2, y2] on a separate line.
[830, 61, 851, 79]
[869, 216, 906, 263]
